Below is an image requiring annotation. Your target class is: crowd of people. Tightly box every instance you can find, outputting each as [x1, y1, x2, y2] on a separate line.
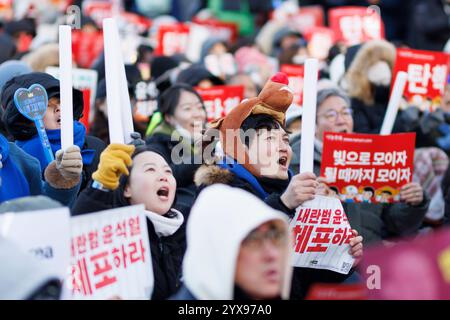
[1, 0, 450, 300]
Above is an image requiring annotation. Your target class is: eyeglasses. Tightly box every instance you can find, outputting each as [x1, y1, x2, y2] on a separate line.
[318, 108, 353, 122]
[242, 226, 287, 249]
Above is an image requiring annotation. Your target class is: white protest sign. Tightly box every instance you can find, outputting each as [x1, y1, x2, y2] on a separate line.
[103, 18, 125, 144]
[59, 25, 74, 151]
[68, 205, 153, 300]
[290, 195, 354, 274]
[0, 208, 71, 279]
[300, 58, 319, 174]
[380, 71, 408, 135]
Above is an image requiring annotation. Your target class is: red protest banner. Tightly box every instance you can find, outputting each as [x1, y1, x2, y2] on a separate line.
[195, 85, 244, 122]
[291, 5, 325, 34]
[192, 18, 238, 43]
[306, 284, 367, 300]
[304, 26, 336, 61]
[72, 30, 104, 69]
[359, 227, 450, 299]
[155, 23, 190, 56]
[392, 48, 450, 112]
[280, 64, 304, 106]
[328, 6, 384, 46]
[0, 0, 13, 20]
[320, 132, 416, 203]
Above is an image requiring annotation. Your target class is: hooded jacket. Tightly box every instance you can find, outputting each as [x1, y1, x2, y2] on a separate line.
[172, 184, 291, 300]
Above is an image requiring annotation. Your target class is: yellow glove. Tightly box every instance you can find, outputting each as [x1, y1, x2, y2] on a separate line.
[92, 143, 135, 190]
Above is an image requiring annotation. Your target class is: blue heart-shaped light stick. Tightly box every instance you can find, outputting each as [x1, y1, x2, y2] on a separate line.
[13, 84, 55, 165]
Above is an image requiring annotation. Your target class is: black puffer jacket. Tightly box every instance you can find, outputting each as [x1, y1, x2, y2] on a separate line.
[71, 187, 186, 300]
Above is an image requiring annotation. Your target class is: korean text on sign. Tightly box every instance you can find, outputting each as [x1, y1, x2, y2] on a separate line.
[290, 196, 355, 274]
[69, 205, 153, 300]
[320, 132, 416, 204]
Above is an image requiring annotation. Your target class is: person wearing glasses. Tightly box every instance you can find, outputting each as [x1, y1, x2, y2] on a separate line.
[171, 184, 293, 300]
[290, 87, 429, 251]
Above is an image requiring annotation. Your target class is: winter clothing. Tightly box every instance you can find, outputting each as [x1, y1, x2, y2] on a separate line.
[71, 186, 186, 300]
[171, 184, 290, 300]
[92, 144, 135, 190]
[176, 64, 224, 87]
[344, 40, 405, 133]
[145, 121, 201, 216]
[1, 134, 81, 206]
[1, 72, 106, 192]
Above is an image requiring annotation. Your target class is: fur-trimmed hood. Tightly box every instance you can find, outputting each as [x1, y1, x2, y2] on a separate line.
[345, 40, 396, 105]
[194, 164, 234, 187]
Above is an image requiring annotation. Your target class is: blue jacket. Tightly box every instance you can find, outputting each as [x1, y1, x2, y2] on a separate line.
[6, 140, 80, 207]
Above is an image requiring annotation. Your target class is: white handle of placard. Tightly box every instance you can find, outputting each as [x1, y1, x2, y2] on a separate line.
[379, 71, 408, 135]
[59, 25, 74, 151]
[103, 18, 125, 144]
[299, 58, 319, 174]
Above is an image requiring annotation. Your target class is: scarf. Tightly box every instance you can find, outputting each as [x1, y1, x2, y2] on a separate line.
[144, 208, 184, 237]
[218, 157, 292, 200]
[15, 121, 95, 171]
[0, 134, 30, 202]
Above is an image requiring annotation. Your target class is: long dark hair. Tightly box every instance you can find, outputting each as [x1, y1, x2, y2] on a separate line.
[157, 83, 205, 118]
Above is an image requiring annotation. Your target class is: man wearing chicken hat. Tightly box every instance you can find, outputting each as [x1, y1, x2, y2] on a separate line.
[194, 72, 364, 299]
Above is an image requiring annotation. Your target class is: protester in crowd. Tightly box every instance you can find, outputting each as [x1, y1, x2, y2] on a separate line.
[72, 143, 186, 300]
[176, 64, 224, 88]
[146, 83, 207, 214]
[195, 73, 363, 299]
[1, 72, 105, 193]
[407, 0, 450, 51]
[227, 73, 259, 99]
[290, 87, 429, 246]
[345, 40, 407, 134]
[0, 132, 81, 206]
[171, 184, 292, 300]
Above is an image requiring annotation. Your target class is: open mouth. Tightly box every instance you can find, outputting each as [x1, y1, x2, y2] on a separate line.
[278, 156, 288, 167]
[57, 118, 61, 124]
[156, 186, 170, 200]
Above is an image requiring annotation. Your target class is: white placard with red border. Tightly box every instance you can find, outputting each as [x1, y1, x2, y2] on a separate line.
[290, 196, 354, 274]
[68, 205, 153, 300]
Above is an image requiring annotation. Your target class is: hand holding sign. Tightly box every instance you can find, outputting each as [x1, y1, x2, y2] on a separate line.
[14, 84, 55, 165]
[281, 172, 318, 209]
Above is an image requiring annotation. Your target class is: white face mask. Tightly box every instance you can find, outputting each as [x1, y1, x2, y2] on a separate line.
[367, 61, 392, 86]
[292, 54, 307, 65]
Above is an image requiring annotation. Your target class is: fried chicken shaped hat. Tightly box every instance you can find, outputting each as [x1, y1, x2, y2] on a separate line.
[207, 72, 293, 177]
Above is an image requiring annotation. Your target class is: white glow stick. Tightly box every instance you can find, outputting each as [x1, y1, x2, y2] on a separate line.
[380, 71, 408, 135]
[112, 21, 134, 144]
[59, 25, 74, 150]
[103, 18, 124, 144]
[300, 59, 319, 174]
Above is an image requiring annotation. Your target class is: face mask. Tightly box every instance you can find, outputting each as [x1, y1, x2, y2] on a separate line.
[367, 61, 392, 86]
[292, 54, 307, 65]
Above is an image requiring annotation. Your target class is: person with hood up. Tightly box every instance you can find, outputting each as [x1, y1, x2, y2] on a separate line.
[171, 184, 292, 300]
[344, 40, 407, 134]
[1, 72, 106, 193]
[72, 143, 186, 300]
[195, 73, 363, 299]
